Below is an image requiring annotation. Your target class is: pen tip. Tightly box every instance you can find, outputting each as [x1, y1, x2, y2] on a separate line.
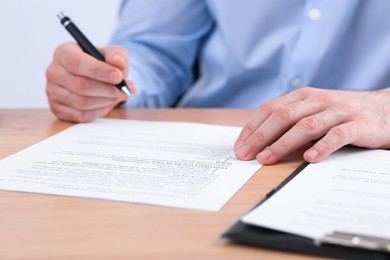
[121, 86, 133, 97]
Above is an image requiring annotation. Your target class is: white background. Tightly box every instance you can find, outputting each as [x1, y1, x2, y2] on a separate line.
[0, 0, 121, 108]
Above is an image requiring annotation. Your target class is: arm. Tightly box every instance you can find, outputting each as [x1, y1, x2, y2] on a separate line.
[46, 0, 213, 122]
[111, 0, 214, 107]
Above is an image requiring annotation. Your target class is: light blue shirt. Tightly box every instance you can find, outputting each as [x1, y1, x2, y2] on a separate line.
[111, 0, 390, 108]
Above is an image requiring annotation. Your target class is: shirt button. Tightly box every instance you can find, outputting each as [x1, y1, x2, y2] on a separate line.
[307, 8, 321, 21]
[291, 77, 303, 88]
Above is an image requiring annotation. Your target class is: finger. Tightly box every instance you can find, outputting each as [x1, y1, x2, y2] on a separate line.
[100, 45, 129, 77]
[48, 82, 127, 111]
[303, 121, 359, 163]
[49, 102, 114, 123]
[47, 60, 134, 99]
[256, 109, 346, 164]
[234, 89, 310, 150]
[234, 102, 276, 151]
[126, 80, 138, 95]
[235, 95, 326, 161]
[55, 43, 124, 84]
[48, 64, 129, 98]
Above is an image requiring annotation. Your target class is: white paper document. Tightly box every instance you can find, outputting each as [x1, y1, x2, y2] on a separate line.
[241, 147, 390, 240]
[0, 119, 260, 211]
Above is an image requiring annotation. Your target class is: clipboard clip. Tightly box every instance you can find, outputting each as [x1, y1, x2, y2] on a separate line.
[317, 231, 390, 253]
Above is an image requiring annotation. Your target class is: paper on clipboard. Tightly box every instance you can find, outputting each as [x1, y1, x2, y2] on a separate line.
[241, 147, 390, 241]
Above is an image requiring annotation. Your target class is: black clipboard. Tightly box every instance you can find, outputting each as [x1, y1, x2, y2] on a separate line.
[222, 162, 390, 260]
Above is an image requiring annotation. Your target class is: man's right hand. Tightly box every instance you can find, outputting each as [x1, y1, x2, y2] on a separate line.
[46, 43, 136, 122]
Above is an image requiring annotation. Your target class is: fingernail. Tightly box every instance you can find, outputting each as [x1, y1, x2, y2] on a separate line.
[234, 140, 243, 150]
[236, 144, 250, 160]
[305, 149, 318, 161]
[109, 71, 122, 83]
[113, 54, 125, 65]
[258, 147, 272, 161]
[129, 81, 137, 94]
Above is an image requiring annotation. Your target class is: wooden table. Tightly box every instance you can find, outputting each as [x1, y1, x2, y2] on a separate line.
[0, 109, 319, 259]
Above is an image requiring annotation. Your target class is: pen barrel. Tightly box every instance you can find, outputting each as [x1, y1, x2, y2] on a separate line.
[58, 14, 132, 96]
[61, 19, 105, 62]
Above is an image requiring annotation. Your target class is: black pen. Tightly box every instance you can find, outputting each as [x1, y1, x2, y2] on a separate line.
[57, 12, 132, 97]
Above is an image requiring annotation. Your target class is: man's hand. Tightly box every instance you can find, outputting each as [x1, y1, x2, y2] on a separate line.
[235, 87, 390, 164]
[46, 43, 136, 122]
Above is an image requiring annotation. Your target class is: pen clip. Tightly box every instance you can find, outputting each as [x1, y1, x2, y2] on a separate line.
[317, 231, 390, 253]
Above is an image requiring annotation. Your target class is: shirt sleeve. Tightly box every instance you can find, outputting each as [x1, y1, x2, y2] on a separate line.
[110, 0, 214, 107]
